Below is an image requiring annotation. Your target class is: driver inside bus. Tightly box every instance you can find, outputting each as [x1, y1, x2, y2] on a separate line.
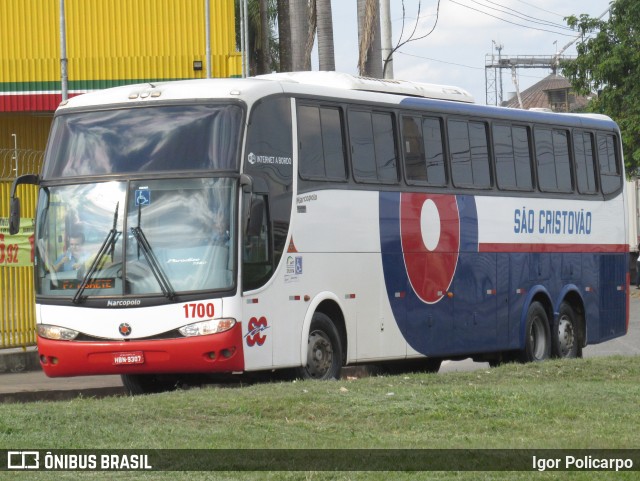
[54, 231, 87, 272]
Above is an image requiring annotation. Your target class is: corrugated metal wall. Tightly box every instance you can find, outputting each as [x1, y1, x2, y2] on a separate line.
[1, 0, 241, 111]
[65, 0, 240, 86]
[0, 116, 47, 349]
[1, 181, 38, 349]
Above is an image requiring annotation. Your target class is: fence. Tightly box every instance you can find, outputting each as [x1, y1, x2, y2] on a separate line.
[1, 148, 42, 349]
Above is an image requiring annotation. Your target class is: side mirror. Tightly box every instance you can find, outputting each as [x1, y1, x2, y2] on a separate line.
[9, 197, 21, 235]
[8, 173, 39, 235]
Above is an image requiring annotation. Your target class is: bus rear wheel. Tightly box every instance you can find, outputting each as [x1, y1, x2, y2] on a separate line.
[552, 302, 580, 359]
[519, 301, 551, 363]
[297, 312, 343, 380]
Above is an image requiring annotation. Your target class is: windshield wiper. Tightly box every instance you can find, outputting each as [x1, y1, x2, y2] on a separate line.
[73, 202, 121, 304]
[130, 226, 176, 300]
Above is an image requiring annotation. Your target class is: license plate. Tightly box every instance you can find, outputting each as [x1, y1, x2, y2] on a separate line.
[113, 351, 144, 365]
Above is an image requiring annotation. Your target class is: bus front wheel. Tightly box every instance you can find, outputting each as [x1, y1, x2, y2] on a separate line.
[519, 301, 551, 363]
[297, 312, 343, 380]
[121, 374, 178, 395]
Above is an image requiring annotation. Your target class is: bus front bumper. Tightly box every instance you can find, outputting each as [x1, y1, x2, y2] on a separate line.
[37, 323, 245, 377]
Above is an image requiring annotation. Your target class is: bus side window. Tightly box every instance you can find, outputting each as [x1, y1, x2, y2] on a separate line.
[422, 117, 447, 186]
[402, 115, 426, 182]
[493, 124, 532, 191]
[402, 115, 446, 186]
[348, 109, 398, 183]
[573, 131, 598, 195]
[535, 127, 572, 193]
[448, 119, 491, 188]
[349, 110, 376, 181]
[372, 112, 398, 183]
[597, 133, 622, 195]
[298, 105, 346, 181]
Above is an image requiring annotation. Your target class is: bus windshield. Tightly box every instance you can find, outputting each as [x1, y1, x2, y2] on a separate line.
[35, 177, 236, 299]
[43, 103, 243, 178]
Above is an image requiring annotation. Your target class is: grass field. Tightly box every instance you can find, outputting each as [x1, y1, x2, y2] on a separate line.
[1, 356, 639, 480]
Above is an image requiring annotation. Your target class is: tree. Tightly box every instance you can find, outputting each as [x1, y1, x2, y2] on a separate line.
[277, 0, 291, 71]
[316, 0, 335, 71]
[357, 0, 382, 77]
[562, 0, 640, 174]
[290, 0, 309, 70]
[301, 0, 336, 72]
[235, 0, 278, 75]
[258, 0, 271, 73]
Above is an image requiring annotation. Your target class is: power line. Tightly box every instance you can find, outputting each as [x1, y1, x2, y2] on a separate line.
[511, 0, 568, 19]
[473, 0, 574, 31]
[397, 50, 553, 80]
[396, 51, 483, 70]
[449, 0, 577, 37]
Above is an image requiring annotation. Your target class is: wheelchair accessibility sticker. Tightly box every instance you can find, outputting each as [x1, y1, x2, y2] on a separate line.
[135, 190, 151, 206]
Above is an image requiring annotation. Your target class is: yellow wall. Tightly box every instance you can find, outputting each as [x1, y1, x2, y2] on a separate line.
[0, 114, 50, 180]
[0, 0, 241, 89]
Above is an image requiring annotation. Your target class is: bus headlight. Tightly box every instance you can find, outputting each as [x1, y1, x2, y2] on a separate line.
[178, 318, 236, 337]
[38, 324, 79, 341]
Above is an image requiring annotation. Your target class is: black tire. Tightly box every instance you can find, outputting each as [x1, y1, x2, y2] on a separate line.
[519, 301, 551, 363]
[552, 302, 580, 359]
[423, 358, 442, 373]
[121, 374, 178, 395]
[297, 312, 343, 380]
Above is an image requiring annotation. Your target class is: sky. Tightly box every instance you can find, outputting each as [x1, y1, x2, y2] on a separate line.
[310, 0, 612, 105]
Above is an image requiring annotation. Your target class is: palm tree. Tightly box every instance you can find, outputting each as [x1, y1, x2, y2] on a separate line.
[304, 0, 316, 70]
[357, 0, 382, 77]
[316, 0, 335, 71]
[289, 0, 309, 70]
[277, 0, 292, 71]
[258, 0, 270, 73]
[235, 0, 278, 75]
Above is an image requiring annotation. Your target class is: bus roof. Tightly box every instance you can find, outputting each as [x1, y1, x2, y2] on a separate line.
[55, 73, 616, 132]
[256, 71, 475, 103]
[57, 72, 475, 111]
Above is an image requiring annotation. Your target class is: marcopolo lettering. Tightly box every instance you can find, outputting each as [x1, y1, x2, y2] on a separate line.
[106, 299, 142, 307]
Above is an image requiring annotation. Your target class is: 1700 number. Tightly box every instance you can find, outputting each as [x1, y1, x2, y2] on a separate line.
[183, 303, 215, 319]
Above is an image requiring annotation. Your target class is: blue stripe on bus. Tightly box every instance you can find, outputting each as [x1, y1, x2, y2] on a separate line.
[378, 191, 628, 357]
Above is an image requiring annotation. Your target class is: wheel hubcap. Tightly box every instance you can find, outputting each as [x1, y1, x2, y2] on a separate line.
[306, 331, 333, 379]
[557, 315, 575, 357]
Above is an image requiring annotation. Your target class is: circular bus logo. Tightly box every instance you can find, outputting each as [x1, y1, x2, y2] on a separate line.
[400, 193, 460, 303]
[118, 323, 132, 337]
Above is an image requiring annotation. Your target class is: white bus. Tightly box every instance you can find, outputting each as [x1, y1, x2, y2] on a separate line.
[9, 72, 629, 394]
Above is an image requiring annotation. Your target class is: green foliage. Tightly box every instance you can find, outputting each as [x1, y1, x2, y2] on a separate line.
[1, 357, 640, 481]
[561, 0, 640, 174]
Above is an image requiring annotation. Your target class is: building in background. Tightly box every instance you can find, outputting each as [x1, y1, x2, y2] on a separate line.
[503, 74, 589, 112]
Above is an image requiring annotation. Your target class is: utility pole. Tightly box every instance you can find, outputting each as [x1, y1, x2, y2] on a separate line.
[59, 0, 68, 102]
[205, 0, 211, 78]
[493, 41, 503, 105]
[380, 0, 393, 79]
